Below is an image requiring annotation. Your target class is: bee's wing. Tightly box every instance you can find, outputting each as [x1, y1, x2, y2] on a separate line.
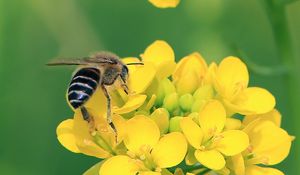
[46, 57, 115, 66]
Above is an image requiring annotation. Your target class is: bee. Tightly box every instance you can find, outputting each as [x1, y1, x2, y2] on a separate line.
[47, 51, 142, 134]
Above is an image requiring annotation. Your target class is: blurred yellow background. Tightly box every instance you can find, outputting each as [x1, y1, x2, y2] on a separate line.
[0, 0, 299, 174]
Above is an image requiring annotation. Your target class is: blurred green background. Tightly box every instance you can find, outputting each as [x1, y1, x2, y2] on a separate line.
[0, 0, 299, 174]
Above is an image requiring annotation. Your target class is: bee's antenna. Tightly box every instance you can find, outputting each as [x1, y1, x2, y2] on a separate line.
[126, 62, 144, 66]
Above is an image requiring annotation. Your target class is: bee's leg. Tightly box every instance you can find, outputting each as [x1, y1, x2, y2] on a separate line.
[80, 106, 91, 121]
[101, 85, 117, 138]
[80, 106, 96, 132]
[121, 84, 129, 94]
[119, 75, 129, 94]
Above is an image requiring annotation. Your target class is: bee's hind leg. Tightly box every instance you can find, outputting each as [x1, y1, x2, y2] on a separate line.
[101, 85, 117, 140]
[80, 106, 96, 132]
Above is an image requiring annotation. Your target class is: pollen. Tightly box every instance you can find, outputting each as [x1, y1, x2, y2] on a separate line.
[139, 154, 146, 160]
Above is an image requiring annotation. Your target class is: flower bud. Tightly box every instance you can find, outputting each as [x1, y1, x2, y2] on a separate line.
[150, 108, 170, 134]
[173, 52, 208, 95]
[179, 93, 194, 112]
[191, 99, 207, 113]
[193, 85, 214, 101]
[155, 78, 176, 106]
[163, 92, 179, 112]
[169, 116, 183, 132]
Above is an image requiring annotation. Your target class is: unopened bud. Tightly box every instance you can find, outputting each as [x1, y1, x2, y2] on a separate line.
[193, 85, 214, 101]
[150, 108, 170, 134]
[179, 93, 194, 112]
[191, 99, 207, 113]
[169, 116, 183, 132]
[163, 92, 179, 112]
[155, 78, 176, 106]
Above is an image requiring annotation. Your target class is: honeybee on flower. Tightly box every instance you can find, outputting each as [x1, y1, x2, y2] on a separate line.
[55, 40, 293, 175]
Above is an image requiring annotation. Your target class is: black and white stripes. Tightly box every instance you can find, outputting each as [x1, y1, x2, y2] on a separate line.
[67, 67, 100, 109]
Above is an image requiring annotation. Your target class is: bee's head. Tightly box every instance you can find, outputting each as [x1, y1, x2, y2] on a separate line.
[121, 62, 143, 94]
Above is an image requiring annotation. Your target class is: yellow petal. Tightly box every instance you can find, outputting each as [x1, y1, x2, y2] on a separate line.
[148, 0, 180, 8]
[128, 62, 156, 94]
[243, 109, 281, 127]
[216, 130, 249, 156]
[113, 94, 147, 114]
[180, 117, 203, 149]
[83, 88, 107, 116]
[56, 119, 80, 153]
[112, 114, 126, 143]
[141, 40, 176, 79]
[244, 120, 292, 165]
[139, 172, 161, 175]
[99, 155, 139, 175]
[226, 154, 245, 175]
[150, 108, 170, 134]
[151, 132, 187, 168]
[194, 150, 225, 170]
[245, 165, 284, 175]
[224, 118, 242, 130]
[215, 56, 249, 99]
[231, 87, 275, 115]
[124, 115, 160, 154]
[73, 110, 111, 158]
[155, 60, 176, 80]
[198, 100, 226, 137]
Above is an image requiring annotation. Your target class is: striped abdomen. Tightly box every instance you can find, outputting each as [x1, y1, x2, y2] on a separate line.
[67, 67, 100, 109]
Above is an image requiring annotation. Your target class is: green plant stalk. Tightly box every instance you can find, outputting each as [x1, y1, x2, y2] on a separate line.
[262, 0, 300, 173]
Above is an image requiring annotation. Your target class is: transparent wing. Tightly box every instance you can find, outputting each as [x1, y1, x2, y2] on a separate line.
[46, 56, 115, 66]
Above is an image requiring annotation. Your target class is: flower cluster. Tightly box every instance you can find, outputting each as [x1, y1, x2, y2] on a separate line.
[56, 40, 294, 175]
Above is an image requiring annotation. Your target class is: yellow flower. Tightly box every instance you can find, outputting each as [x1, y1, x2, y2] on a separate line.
[227, 110, 293, 175]
[99, 115, 187, 175]
[180, 100, 249, 170]
[243, 108, 281, 127]
[213, 57, 275, 115]
[55, 40, 294, 175]
[148, 0, 180, 8]
[57, 108, 126, 158]
[58, 81, 150, 158]
[243, 119, 293, 166]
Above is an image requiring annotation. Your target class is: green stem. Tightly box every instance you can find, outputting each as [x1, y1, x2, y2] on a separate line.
[261, 0, 300, 173]
[181, 164, 204, 172]
[177, 164, 210, 175]
[197, 168, 211, 175]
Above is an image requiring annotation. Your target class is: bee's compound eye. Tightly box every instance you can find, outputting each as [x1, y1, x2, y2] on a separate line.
[121, 65, 129, 77]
